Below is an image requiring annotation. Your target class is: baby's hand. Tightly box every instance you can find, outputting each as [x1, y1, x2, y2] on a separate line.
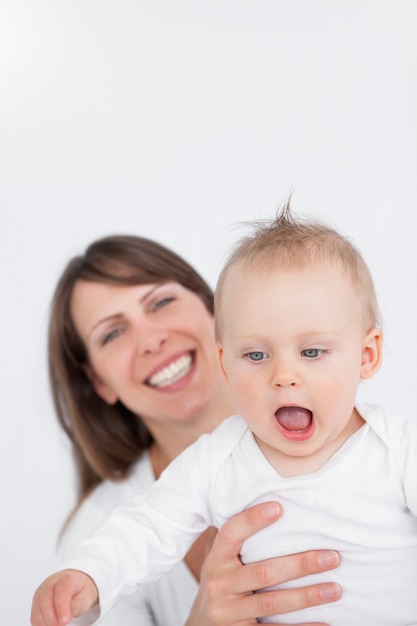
[30, 569, 99, 626]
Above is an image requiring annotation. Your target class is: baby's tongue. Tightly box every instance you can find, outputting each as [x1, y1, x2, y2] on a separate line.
[275, 406, 312, 431]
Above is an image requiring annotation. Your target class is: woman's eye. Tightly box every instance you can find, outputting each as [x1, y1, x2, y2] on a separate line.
[302, 348, 323, 358]
[246, 351, 267, 362]
[102, 328, 122, 346]
[153, 296, 175, 311]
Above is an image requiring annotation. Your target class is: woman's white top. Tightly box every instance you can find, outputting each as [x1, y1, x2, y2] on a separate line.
[63, 403, 417, 625]
[58, 451, 198, 626]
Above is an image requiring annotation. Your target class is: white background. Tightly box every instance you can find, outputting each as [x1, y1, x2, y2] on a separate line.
[1, 1, 416, 623]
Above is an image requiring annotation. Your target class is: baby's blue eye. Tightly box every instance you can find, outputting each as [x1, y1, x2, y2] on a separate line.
[302, 348, 323, 358]
[247, 351, 267, 362]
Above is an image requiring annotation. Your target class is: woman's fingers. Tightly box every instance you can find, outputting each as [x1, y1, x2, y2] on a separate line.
[207, 501, 340, 591]
[210, 501, 283, 563]
[187, 502, 342, 625]
[229, 549, 341, 594]
[198, 573, 341, 625]
[223, 582, 342, 622]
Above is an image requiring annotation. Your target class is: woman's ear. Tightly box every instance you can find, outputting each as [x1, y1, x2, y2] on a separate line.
[82, 363, 118, 405]
[360, 327, 383, 380]
[217, 345, 228, 383]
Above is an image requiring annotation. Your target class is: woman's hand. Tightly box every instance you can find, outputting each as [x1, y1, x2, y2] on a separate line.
[186, 501, 341, 626]
[30, 569, 99, 626]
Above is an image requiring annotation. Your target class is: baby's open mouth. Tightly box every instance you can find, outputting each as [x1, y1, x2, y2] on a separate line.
[275, 406, 313, 432]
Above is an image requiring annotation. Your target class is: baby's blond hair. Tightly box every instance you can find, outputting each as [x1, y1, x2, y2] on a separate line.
[215, 201, 381, 339]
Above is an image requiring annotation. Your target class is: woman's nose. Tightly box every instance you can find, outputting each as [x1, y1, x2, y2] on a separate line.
[135, 323, 167, 354]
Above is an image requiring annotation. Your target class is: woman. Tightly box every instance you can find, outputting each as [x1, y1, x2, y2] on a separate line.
[48, 234, 341, 625]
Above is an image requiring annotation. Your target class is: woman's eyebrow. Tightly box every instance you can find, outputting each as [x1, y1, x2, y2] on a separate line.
[139, 283, 161, 304]
[88, 284, 163, 338]
[88, 312, 123, 339]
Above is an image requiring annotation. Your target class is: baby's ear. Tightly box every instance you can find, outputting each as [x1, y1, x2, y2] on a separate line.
[82, 363, 118, 405]
[217, 345, 228, 382]
[360, 328, 383, 380]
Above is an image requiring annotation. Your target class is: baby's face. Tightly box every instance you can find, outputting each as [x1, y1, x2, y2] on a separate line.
[217, 261, 381, 476]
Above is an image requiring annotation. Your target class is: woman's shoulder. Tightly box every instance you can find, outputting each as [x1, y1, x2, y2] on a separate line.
[84, 450, 155, 510]
[57, 451, 154, 561]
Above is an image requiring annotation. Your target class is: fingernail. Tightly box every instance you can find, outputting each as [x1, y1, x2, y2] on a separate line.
[261, 502, 280, 518]
[321, 582, 342, 600]
[319, 550, 340, 569]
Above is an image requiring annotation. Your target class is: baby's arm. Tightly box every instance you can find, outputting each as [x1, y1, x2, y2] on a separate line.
[30, 569, 98, 626]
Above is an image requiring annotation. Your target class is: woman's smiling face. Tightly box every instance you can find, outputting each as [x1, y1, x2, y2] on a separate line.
[70, 279, 222, 427]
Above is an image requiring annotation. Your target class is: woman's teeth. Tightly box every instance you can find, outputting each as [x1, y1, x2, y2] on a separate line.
[148, 354, 193, 388]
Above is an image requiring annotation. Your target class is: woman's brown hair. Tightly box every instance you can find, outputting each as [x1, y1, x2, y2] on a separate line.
[49, 235, 214, 518]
